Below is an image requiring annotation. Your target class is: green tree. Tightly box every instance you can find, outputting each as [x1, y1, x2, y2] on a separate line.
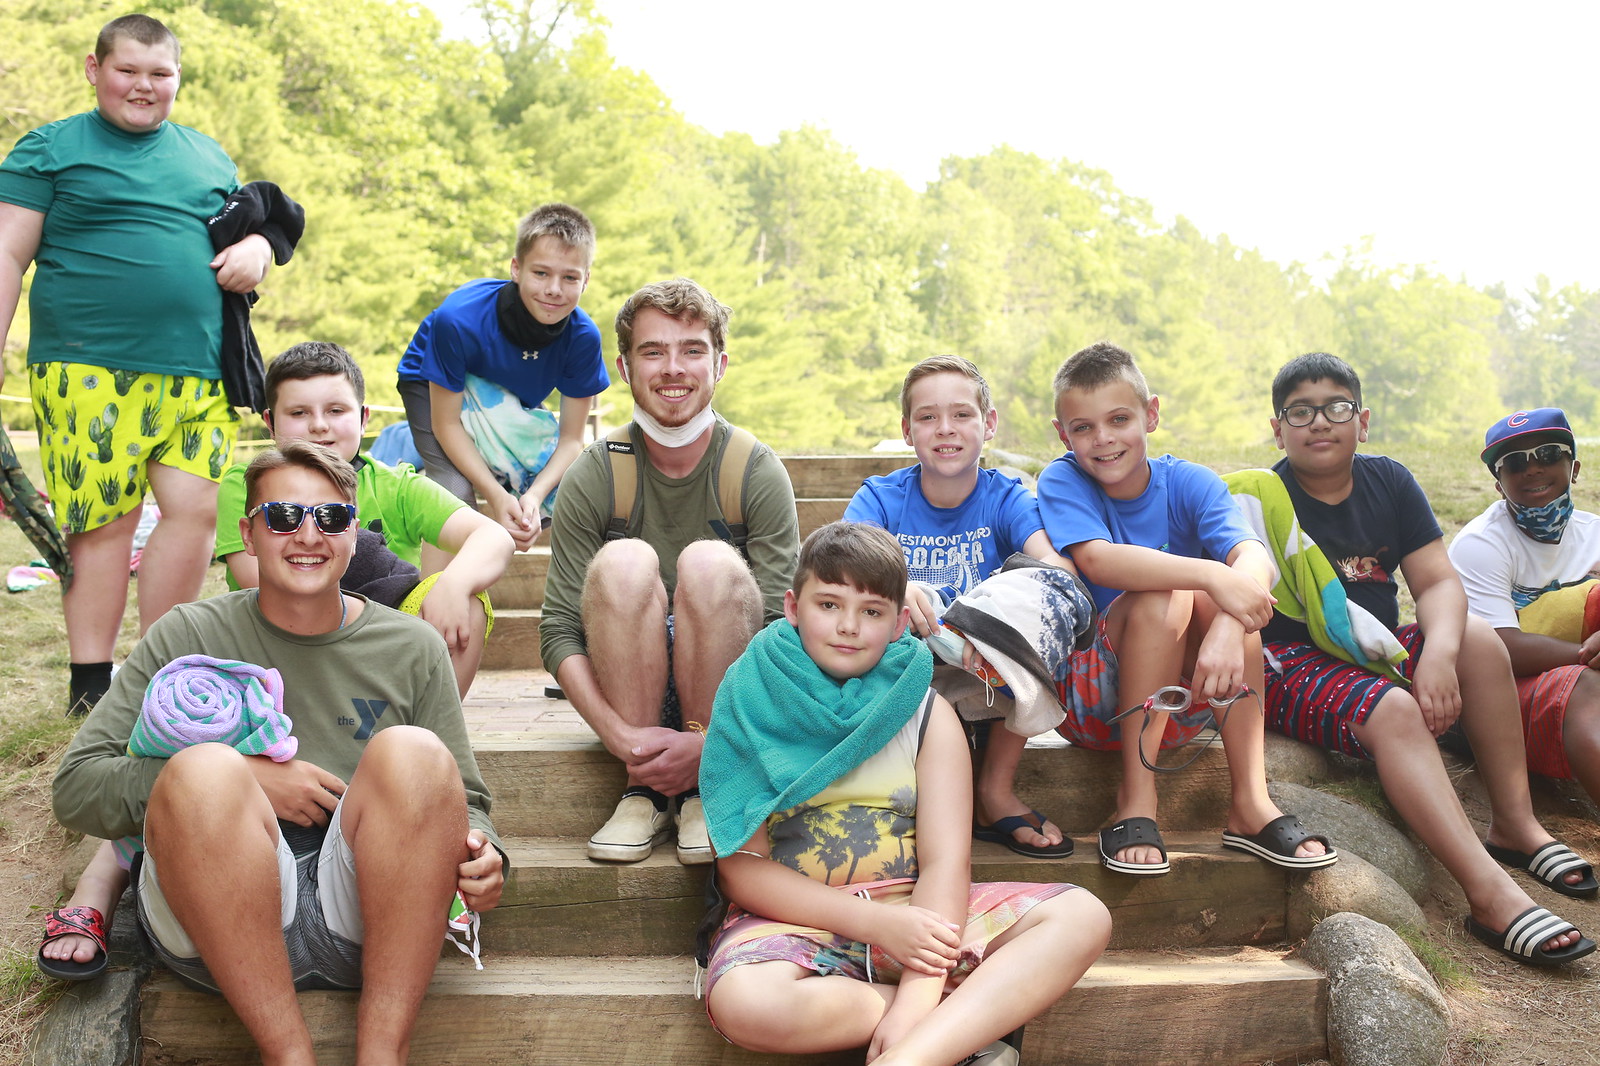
[1326, 250, 1503, 445]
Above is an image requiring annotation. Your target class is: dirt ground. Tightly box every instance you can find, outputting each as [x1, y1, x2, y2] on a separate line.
[3, 758, 1598, 1065]
[1420, 767, 1600, 1066]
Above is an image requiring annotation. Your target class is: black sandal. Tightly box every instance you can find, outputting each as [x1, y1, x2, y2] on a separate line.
[1097, 817, 1169, 876]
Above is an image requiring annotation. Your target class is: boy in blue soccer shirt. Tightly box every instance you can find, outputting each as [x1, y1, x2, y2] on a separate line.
[847, 355, 1076, 857]
[397, 203, 609, 549]
[1038, 342, 1334, 877]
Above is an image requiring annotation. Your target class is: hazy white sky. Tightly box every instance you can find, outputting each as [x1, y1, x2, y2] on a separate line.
[427, 0, 1600, 294]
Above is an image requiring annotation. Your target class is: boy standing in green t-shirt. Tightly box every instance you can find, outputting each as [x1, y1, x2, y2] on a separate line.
[0, 14, 280, 714]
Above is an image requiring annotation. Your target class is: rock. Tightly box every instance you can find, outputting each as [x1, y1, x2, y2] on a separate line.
[24, 968, 142, 1066]
[1301, 912, 1448, 1066]
[1269, 780, 1428, 899]
[25, 889, 151, 1066]
[1287, 850, 1425, 939]
[1263, 731, 1333, 786]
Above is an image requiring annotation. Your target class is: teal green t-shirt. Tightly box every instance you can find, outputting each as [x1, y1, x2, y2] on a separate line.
[0, 110, 238, 377]
[214, 453, 467, 585]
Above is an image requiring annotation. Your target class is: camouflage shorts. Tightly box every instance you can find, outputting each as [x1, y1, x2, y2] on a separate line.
[30, 362, 239, 533]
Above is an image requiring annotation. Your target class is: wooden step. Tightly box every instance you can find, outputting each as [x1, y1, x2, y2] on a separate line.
[481, 609, 542, 671]
[486, 834, 1292, 956]
[780, 453, 918, 498]
[474, 727, 1241, 839]
[139, 948, 1325, 1066]
[491, 549, 551, 612]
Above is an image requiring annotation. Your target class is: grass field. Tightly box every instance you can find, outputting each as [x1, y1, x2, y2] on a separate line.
[0, 432, 1513, 1061]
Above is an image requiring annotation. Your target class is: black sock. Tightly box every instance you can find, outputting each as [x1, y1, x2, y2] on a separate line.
[67, 662, 113, 717]
[622, 785, 670, 812]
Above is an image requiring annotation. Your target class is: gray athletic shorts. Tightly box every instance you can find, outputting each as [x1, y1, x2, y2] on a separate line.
[136, 800, 364, 992]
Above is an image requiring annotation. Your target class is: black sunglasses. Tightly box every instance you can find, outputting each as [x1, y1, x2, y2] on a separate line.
[247, 501, 358, 535]
[1495, 443, 1573, 476]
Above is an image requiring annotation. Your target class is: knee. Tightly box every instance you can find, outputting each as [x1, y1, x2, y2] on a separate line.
[1356, 690, 1428, 748]
[708, 974, 800, 1052]
[1119, 588, 1191, 640]
[675, 541, 758, 618]
[155, 743, 250, 793]
[148, 744, 258, 826]
[1026, 888, 1112, 944]
[582, 540, 664, 611]
[1462, 614, 1513, 665]
[361, 725, 458, 787]
[1566, 671, 1600, 743]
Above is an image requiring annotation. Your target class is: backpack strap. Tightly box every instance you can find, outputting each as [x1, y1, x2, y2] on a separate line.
[604, 421, 761, 558]
[709, 425, 759, 556]
[603, 424, 642, 543]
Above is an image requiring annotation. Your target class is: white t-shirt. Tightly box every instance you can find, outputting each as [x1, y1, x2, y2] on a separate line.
[1448, 501, 1600, 628]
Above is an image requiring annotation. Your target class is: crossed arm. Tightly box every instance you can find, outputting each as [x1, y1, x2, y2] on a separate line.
[716, 698, 972, 1056]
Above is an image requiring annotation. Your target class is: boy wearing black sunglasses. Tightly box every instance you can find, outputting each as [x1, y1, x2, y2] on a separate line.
[1225, 355, 1595, 968]
[53, 440, 505, 1057]
[1450, 408, 1600, 814]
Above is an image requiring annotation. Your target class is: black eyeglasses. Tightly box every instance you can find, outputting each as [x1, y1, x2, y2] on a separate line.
[1495, 442, 1573, 476]
[247, 501, 358, 535]
[1279, 400, 1358, 428]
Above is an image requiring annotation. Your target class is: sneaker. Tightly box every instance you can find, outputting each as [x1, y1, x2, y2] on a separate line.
[675, 795, 713, 865]
[587, 793, 671, 862]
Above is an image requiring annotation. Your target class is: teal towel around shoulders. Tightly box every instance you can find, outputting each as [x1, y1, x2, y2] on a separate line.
[700, 619, 934, 859]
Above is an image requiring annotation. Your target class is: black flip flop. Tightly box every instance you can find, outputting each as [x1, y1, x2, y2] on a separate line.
[974, 809, 1074, 858]
[1466, 905, 1596, 968]
[1097, 817, 1170, 876]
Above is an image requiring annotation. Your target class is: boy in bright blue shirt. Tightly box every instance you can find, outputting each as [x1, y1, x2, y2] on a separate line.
[847, 356, 1077, 858]
[1038, 342, 1335, 877]
[397, 203, 609, 550]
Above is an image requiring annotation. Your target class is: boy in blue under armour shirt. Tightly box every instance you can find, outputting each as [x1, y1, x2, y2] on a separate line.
[397, 203, 609, 550]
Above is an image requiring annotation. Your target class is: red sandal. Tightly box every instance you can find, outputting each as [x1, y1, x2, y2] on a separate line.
[37, 906, 108, 982]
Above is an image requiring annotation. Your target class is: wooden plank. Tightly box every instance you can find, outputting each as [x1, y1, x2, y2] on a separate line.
[141, 950, 1324, 1066]
[780, 453, 918, 498]
[481, 610, 542, 672]
[486, 835, 1289, 956]
[486, 549, 550, 612]
[475, 735, 1243, 838]
[796, 497, 848, 538]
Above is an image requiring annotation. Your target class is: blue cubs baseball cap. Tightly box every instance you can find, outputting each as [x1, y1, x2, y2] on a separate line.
[1481, 408, 1576, 472]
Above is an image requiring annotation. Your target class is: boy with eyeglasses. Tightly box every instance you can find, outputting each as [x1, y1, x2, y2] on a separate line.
[1449, 408, 1600, 812]
[1224, 354, 1595, 968]
[52, 442, 505, 1056]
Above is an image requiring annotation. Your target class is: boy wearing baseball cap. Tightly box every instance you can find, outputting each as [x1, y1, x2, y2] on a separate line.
[1449, 408, 1600, 812]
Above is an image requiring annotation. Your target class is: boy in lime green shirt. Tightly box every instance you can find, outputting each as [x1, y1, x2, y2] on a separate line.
[215, 342, 513, 696]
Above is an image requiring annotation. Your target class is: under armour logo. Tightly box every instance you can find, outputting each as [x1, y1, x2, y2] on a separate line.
[521, 350, 540, 360]
[350, 698, 389, 740]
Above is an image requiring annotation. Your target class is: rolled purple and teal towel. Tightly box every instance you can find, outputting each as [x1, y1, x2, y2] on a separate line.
[114, 654, 295, 866]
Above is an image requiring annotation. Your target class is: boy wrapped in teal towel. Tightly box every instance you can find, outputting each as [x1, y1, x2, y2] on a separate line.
[699, 522, 1109, 1066]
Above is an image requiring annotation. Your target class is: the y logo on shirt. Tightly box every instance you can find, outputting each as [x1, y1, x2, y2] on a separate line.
[348, 698, 389, 740]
